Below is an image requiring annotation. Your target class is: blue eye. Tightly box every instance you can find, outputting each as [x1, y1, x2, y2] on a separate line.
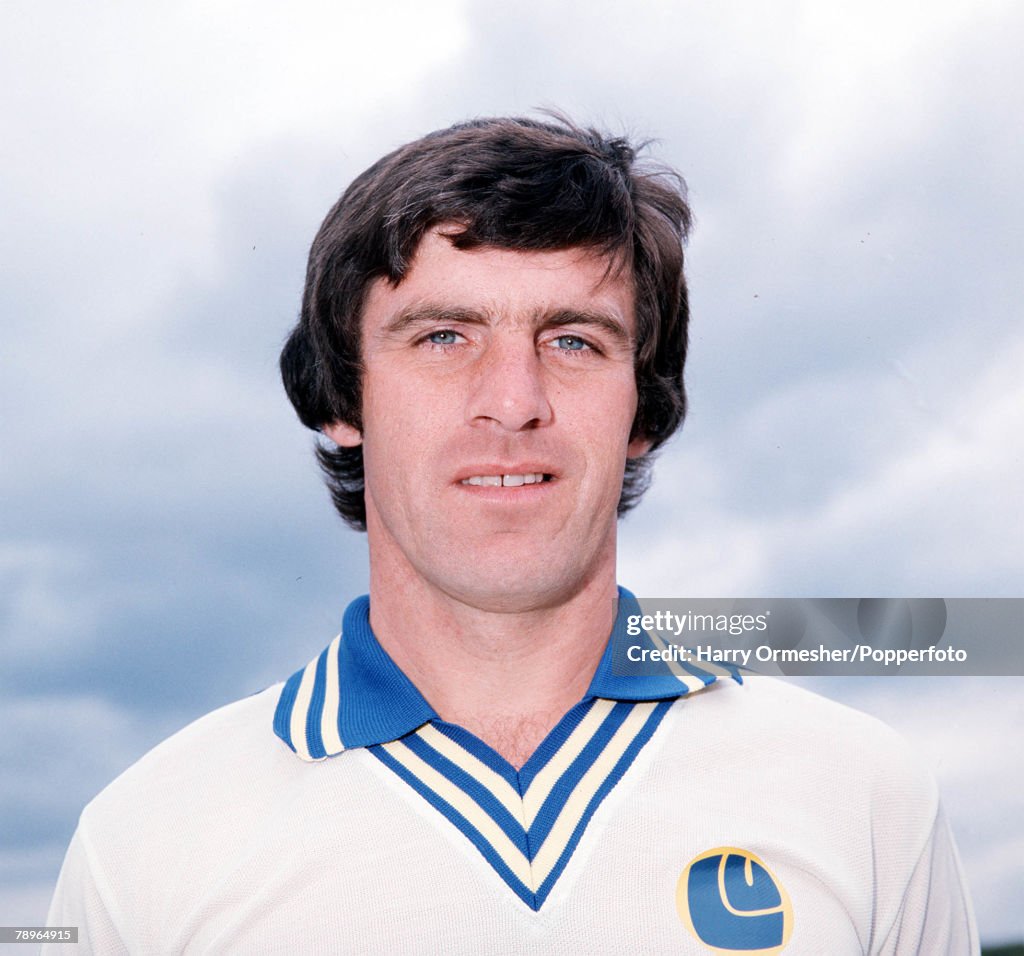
[427, 330, 460, 345]
[554, 335, 588, 351]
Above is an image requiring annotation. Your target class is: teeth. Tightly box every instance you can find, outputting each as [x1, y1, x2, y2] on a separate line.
[461, 473, 547, 487]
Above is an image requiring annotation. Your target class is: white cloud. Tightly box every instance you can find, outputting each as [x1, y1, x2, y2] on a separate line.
[0, 543, 103, 657]
[0, 877, 54, 930]
[777, 0, 1015, 192]
[1, 1, 471, 176]
[815, 338, 1024, 585]
[1, 1, 471, 313]
[622, 330, 1024, 594]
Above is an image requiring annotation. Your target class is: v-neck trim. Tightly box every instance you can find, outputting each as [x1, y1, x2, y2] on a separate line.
[368, 697, 675, 910]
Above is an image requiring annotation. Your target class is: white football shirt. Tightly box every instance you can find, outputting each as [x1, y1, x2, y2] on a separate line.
[47, 590, 978, 953]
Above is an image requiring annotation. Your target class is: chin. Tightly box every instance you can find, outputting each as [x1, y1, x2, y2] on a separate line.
[435, 565, 590, 615]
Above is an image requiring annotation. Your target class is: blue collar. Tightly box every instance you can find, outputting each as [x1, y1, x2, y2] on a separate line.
[274, 587, 740, 761]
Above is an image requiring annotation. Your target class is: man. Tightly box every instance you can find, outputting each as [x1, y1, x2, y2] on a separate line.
[48, 116, 978, 953]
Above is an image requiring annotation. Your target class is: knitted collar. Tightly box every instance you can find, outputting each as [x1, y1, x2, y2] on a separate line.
[274, 587, 741, 762]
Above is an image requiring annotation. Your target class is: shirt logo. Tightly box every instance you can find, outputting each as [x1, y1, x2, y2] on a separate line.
[676, 847, 793, 953]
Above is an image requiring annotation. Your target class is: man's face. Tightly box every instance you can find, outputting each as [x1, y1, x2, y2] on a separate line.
[327, 228, 648, 613]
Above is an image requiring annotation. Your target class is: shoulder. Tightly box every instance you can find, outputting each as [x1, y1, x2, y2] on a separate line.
[86, 685, 290, 810]
[51, 685, 309, 948]
[666, 676, 940, 818]
[75, 684, 307, 869]
[58, 684, 392, 950]
[690, 674, 932, 756]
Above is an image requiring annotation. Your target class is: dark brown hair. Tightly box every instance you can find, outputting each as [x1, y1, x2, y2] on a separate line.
[280, 114, 693, 530]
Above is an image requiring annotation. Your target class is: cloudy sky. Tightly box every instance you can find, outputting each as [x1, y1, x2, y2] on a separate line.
[2, 0, 1022, 946]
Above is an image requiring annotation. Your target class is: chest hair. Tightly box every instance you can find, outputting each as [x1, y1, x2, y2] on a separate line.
[457, 707, 568, 770]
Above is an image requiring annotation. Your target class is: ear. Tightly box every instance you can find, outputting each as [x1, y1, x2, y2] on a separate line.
[626, 436, 652, 458]
[323, 421, 363, 447]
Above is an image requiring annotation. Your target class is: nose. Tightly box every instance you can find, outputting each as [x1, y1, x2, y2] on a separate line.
[465, 335, 554, 432]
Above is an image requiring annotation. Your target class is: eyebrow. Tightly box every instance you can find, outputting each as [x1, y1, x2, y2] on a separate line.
[383, 305, 633, 347]
[538, 309, 633, 347]
[382, 305, 489, 336]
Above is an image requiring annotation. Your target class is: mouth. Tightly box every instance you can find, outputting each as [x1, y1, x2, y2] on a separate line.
[459, 473, 554, 487]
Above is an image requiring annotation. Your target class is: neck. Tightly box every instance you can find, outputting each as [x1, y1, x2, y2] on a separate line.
[366, 552, 619, 768]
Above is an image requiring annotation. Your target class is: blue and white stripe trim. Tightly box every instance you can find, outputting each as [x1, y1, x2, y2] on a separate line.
[274, 595, 437, 760]
[370, 697, 673, 909]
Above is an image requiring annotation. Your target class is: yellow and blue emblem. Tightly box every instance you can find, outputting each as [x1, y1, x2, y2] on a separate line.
[676, 847, 793, 953]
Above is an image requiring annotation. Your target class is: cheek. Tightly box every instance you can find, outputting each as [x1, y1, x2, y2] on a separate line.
[588, 377, 639, 440]
[363, 370, 415, 444]
[362, 379, 446, 487]
[576, 384, 640, 473]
